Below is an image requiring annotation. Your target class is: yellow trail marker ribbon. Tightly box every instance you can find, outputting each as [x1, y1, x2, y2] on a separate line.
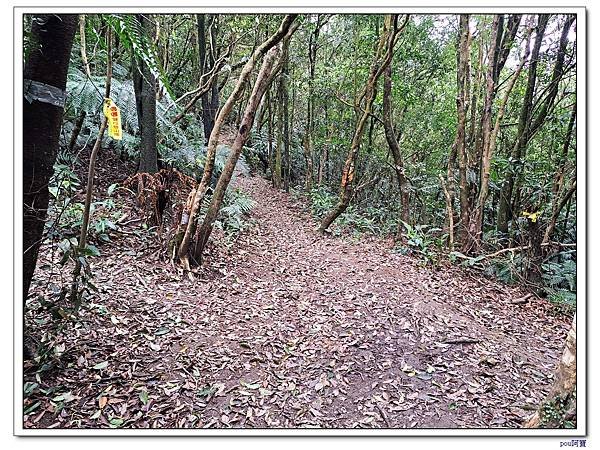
[522, 211, 539, 223]
[103, 98, 123, 140]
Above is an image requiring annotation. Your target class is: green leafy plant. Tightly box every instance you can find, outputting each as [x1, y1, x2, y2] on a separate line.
[539, 391, 576, 428]
[105, 14, 174, 97]
[215, 188, 256, 236]
[64, 66, 200, 162]
[542, 256, 576, 309]
[308, 186, 337, 218]
[399, 221, 441, 262]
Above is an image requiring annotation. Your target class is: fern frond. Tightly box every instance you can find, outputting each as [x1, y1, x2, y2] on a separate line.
[105, 14, 175, 99]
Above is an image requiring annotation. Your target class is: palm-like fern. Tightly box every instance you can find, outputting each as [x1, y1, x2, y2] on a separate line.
[105, 14, 174, 98]
[64, 65, 203, 163]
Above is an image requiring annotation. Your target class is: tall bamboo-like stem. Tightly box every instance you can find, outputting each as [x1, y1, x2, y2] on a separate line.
[79, 14, 92, 77]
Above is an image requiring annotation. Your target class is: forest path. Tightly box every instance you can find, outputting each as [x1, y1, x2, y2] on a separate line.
[25, 168, 571, 430]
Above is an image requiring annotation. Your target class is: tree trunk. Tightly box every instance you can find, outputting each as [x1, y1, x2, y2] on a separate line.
[497, 14, 549, 234]
[471, 16, 531, 249]
[266, 90, 274, 179]
[467, 15, 500, 251]
[193, 45, 283, 261]
[197, 14, 220, 143]
[23, 14, 78, 299]
[439, 174, 454, 250]
[302, 15, 328, 192]
[79, 14, 91, 78]
[543, 180, 576, 245]
[70, 28, 113, 305]
[382, 62, 410, 229]
[508, 15, 574, 235]
[133, 14, 158, 174]
[175, 14, 297, 266]
[319, 15, 406, 232]
[67, 110, 86, 153]
[274, 73, 285, 188]
[552, 101, 577, 201]
[282, 53, 291, 192]
[525, 316, 577, 428]
[445, 142, 458, 249]
[317, 104, 330, 186]
[72, 0, 91, 143]
[454, 14, 472, 249]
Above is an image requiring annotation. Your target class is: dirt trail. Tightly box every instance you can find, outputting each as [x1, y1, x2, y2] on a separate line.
[24, 168, 571, 429]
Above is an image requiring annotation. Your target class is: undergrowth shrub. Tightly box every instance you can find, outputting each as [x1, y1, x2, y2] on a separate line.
[396, 221, 442, 263]
[215, 189, 256, 237]
[46, 152, 123, 247]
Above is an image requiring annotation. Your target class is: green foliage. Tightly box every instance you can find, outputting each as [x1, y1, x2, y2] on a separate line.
[215, 188, 256, 236]
[307, 186, 337, 218]
[398, 221, 441, 263]
[539, 391, 576, 428]
[105, 14, 174, 97]
[304, 187, 389, 236]
[542, 258, 576, 292]
[485, 253, 524, 284]
[64, 65, 203, 164]
[46, 152, 122, 245]
[543, 256, 576, 309]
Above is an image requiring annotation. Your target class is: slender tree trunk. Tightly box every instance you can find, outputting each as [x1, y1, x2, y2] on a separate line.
[274, 72, 285, 188]
[317, 104, 330, 186]
[382, 62, 410, 229]
[133, 14, 158, 173]
[193, 45, 284, 261]
[494, 15, 521, 84]
[302, 15, 328, 192]
[281, 35, 291, 192]
[439, 174, 454, 250]
[79, 15, 91, 78]
[70, 28, 113, 305]
[175, 14, 298, 266]
[23, 14, 78, 299]
[471, 17, 532, 248]
[497, 14, 550, 234]
[552, 102, 577, 200]
[445, 142, 458, 248]
[544, 180, 576, 245]
[319, 15, 406, 232]
[543, 101, 576, 244]
[560, 195, 573, 242]
[266, 90, 274, 179]
[67, 109, 86, 153]
[198, 14, 220, 143]
[508, 15, 574, 235]
[69, 16, 88, 155]
[455, 14, 472, 249]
